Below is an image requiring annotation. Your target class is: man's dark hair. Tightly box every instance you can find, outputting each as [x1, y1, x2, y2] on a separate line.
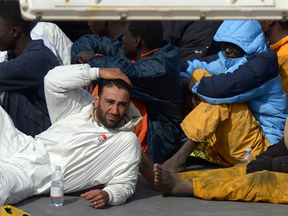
[128, 21, 163, 51]
[279, 21, 288, 30]
[98, 79, 133, 97]
[0, 1, 31, 34]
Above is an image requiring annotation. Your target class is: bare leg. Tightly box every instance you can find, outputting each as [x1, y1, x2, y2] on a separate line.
[139, 151, 158, 190]
[154, 163, 194, 196]
[162, 139, 199, 173]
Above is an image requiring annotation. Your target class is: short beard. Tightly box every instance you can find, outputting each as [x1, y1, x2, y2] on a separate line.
[97, 103, 120, 128]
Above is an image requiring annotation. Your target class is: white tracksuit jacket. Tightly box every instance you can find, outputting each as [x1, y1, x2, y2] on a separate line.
[0, 64, 142, 206]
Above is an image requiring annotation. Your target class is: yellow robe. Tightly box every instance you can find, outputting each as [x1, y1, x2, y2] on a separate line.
[184, 69, 269, 166]
[177, 163, 288, 204]
[270, 35, 288, 100]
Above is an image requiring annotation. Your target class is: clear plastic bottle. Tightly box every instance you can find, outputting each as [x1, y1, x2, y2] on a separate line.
[50, 166, 64, 206]
[241, 148, 254, 163]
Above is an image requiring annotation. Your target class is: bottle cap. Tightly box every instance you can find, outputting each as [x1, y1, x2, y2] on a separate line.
[55, 166, 61, 170]
[246, 148, 252, 152]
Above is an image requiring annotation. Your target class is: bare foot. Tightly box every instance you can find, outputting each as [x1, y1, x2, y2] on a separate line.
[162, 139, 199, 173]
[154, 163, 194, 196]
[139, 152, 159, 191]
[162, 158, 186, 173]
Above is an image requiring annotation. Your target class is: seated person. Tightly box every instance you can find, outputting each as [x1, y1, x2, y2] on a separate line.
[0, 64, 142, 208]
[71, 21, 183, 164]
[0, 2, 61, 137]
[151, 120, 288, 204]
[162, 21, 222, 63]
[88, 21, 127, 41]
[32, 21, 73, 65]
[78, 20, 148, 152]
[177, 20, 288, 167]
[258, 20, 288, 99]
[92, 85, 148, 153]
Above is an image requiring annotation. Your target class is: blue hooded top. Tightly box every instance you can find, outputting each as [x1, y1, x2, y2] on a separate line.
[181, 20, 288, 145]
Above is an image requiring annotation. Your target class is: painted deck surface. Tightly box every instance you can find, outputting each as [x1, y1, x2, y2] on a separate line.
[12, 158, 288, 216]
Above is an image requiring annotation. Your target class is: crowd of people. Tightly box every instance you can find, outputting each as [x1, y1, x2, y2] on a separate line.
[1, 0, 288, 209]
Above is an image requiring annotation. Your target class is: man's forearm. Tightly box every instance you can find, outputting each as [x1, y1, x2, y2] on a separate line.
[44, 64, 98, 123]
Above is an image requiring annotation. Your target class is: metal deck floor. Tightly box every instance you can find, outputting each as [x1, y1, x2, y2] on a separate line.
[10, 158, 288, 215]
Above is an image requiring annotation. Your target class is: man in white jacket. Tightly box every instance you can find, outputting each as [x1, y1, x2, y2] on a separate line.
[0, 64, 142, 208]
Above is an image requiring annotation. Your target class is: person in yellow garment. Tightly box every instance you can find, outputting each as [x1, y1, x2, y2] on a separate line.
[258, 20, 288, 100]
[176, 20, 288, 168]
[143, 119, 288, 204]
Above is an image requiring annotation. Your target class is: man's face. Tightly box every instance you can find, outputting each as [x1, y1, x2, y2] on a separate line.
[222, 42, 245, 59]
[122, 23, 136, 56]
[0, 18, 14, 51]
[94, 86, 131, 128]
[258, 20, 269, 36]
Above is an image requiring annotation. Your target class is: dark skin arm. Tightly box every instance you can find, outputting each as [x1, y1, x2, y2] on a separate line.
[77, 51, 95, 63]
[181, 77, 199, 111]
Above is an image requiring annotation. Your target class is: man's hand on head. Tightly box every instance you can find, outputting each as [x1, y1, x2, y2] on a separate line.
[77, 51, 95, 63]
[99, 68, 132, 86]
[81, 189, 109, 209]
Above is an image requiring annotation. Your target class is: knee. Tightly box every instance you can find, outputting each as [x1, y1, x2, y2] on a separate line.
[191, 69, 212, 82]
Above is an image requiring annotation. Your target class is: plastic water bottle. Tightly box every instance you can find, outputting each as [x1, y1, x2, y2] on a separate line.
[241, 148, 254, 163]
[50, 166, 64, 206]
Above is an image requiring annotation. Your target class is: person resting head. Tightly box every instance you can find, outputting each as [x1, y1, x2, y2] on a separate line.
[93, 78, 133, 129]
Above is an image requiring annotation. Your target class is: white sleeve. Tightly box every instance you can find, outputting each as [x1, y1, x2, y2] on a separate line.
[0, 51, 7, 63]
[32, 22, 73, 65]
[103, 133, 142, 206]
[44, 64, 99, 124]
[30, 31, 63, 65]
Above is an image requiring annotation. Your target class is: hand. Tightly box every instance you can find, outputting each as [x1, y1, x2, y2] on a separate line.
[191, 93, 200, 110]
[246, 155, 273, 174]
[99, 68, 132, 86]
[189, 81, 196, 91]
[77, 51, 95, 63]
[81, 189, 109, 209]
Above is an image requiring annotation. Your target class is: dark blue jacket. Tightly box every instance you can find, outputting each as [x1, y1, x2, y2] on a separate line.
[71, 35, 183, 163]
[1, 40, 61, 137]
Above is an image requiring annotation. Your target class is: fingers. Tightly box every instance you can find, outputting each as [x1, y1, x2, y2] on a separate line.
[120, 74, 132, 87]
[91, 198, 107, 209]
[111, 68, 132, 86]
[99, 68, 132, 86]
[81, 190, 109, 209]
[154, 163, 162, 182]
[80, 191, 90, 198]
